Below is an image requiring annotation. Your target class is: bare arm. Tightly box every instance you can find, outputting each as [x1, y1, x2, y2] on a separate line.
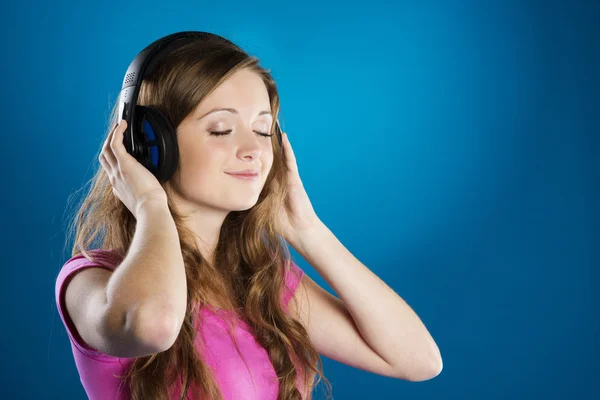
[105, 198, 187, 350]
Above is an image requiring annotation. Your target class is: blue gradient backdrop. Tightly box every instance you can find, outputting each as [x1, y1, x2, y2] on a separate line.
[1, 0, 598, 399]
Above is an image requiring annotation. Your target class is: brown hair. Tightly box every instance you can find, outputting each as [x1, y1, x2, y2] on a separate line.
[64, 34, 332, 400]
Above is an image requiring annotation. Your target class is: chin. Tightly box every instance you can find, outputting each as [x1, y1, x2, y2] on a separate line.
[215, 192, 260, 211]
[228, 199, 260, 212]
[229, 205, 256, 212]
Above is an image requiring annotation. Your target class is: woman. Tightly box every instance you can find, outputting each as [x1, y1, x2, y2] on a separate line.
[55, 31, 442, 400]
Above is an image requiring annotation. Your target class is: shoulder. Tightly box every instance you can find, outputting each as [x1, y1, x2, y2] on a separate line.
[54, 248, 124, 358]
[55, 248, 124, 309]
[56, 249, 123, 280]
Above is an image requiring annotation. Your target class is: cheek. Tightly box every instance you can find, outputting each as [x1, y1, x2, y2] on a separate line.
[264, 156, 274, 175]
[264, 147, 275, 169]
[178, 148, 224, 186]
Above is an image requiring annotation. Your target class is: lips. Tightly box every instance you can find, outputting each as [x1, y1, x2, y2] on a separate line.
[225, 170, 259, 177]
[226, 173, 258, 178]
[226, 172, 259, 181]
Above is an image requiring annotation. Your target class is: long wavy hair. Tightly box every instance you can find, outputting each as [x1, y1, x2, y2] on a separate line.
[64, 34, 333, 400]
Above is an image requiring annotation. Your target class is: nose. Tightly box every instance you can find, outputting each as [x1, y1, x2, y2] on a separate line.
[236, 128, 262, 159]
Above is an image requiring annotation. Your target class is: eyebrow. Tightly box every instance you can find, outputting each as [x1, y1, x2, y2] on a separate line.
[197, 107, 272, 120]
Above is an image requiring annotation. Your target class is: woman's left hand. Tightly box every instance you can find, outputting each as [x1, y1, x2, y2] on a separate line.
[278, 131, 322, 247]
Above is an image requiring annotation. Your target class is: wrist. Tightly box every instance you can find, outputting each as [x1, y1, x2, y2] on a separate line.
[136, 196, 170, 219]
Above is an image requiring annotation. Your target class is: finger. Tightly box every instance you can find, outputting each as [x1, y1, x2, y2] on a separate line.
[282, 132, 299, 176]
[110, 119, 128, 161]
[101, 123, 118, 168]
[98, 152, 111, 173]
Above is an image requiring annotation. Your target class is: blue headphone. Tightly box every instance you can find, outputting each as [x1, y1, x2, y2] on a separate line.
[118, 31, 282, 183]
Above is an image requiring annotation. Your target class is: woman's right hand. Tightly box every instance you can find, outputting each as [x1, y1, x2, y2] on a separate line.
[99, 119, 169, 219]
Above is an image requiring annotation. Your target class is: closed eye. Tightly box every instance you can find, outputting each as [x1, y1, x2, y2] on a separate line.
[209, 130, 273, 137]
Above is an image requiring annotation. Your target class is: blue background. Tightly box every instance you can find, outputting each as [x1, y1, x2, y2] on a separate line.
[1, 0, 598, 399]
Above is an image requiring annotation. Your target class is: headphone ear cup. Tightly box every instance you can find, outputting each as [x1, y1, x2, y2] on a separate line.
[132, 105, 179, 183]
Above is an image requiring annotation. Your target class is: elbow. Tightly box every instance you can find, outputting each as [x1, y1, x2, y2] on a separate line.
[130, 304, 182, 351]
[401, 343, 443, 382]
[408, 358, 443, 382]
[407, 347, 443, 382]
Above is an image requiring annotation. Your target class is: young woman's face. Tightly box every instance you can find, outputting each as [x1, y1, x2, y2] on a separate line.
[169, 68, 275, 213]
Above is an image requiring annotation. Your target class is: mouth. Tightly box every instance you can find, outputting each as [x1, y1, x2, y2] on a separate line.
[225, 172, 259, 181]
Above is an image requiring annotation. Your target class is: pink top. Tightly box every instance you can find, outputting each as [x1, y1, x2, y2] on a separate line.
[55, 249, 307, 400]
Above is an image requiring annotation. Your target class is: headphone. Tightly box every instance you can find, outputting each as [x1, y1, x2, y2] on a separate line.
[117, 31, 283, 183]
